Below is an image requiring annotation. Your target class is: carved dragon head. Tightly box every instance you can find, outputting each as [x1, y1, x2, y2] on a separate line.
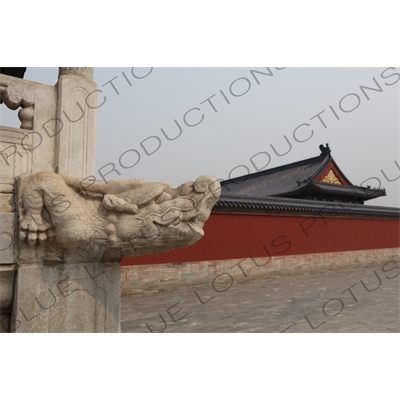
[106, 176, 221, 258]
[17, 172, 221, 263]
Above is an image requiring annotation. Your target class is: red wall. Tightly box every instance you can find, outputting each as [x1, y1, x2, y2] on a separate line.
[122, 213, 400, 266]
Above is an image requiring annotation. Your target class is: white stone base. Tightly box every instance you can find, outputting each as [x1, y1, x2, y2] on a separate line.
[12, 262, 121, 333]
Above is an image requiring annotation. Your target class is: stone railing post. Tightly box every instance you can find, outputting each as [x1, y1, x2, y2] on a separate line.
[56, 67, 97, 178]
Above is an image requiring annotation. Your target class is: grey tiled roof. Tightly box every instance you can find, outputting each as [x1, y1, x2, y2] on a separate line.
[222, 155, 329, 197]
[221, 149, 386, 202]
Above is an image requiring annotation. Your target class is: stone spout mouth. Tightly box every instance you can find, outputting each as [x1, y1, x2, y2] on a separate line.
[151, 176, 221, 240]
[186, 217, 206, 237]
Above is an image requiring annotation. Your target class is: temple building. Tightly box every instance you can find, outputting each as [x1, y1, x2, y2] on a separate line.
[219, 144, 385, 204]
[121, 145, 400, 296]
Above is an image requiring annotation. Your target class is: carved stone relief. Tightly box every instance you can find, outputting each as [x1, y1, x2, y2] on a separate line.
[17, 172, 221, 263]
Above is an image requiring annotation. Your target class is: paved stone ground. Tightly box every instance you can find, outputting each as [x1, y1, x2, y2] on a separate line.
[121, 262, 400, 333]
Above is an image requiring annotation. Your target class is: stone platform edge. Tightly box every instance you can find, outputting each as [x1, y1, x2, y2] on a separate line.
[121, 247, 400, 297]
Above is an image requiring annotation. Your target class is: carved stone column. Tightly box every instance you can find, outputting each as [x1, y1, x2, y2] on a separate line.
[11, 262, 121, 333]
[55, 67, 97, 178]
[8, 68, 121, 333]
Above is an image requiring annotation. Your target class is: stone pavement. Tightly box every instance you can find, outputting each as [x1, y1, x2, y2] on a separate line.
[121, 261, 400, 333]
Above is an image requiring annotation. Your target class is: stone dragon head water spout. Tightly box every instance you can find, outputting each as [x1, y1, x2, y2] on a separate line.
[17, 172, 221, 263]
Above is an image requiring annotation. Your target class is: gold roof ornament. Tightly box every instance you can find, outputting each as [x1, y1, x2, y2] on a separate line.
[322, 170, 342, 185]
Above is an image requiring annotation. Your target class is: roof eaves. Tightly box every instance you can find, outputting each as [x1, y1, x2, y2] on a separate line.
[310, 182, 386, 199]
[215, 194, 400, 218]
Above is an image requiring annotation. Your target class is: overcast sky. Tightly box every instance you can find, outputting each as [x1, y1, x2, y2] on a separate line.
[1, 67, 399, 207]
